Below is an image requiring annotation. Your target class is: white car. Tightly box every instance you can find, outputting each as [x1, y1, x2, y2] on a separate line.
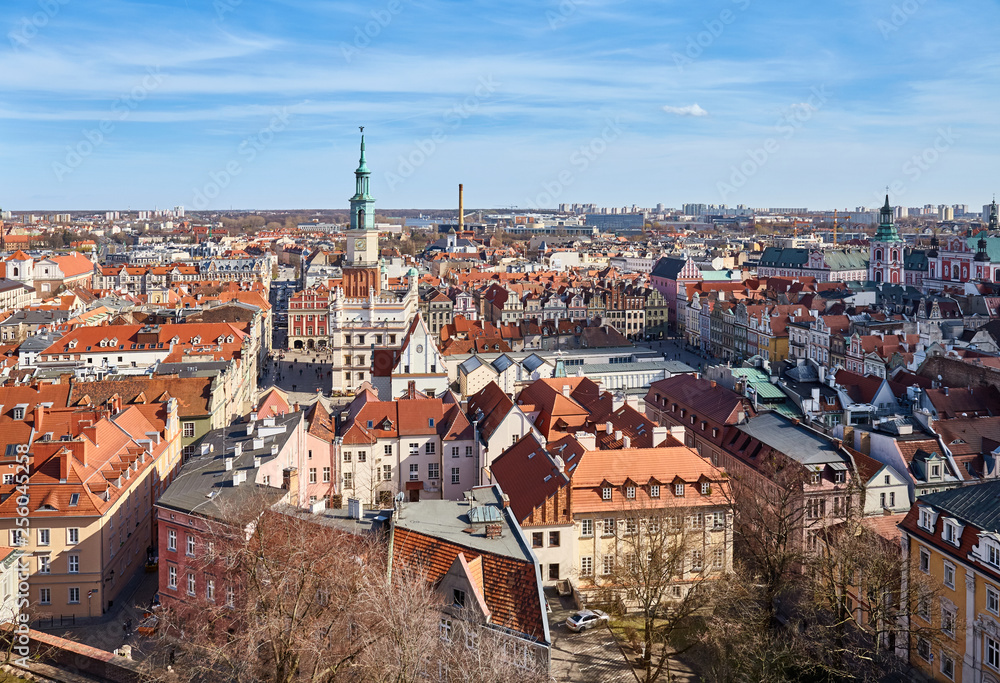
[565, 609, 610, 632]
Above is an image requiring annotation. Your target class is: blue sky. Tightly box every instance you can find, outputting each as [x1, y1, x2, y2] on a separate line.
[0, 0, 998, 212]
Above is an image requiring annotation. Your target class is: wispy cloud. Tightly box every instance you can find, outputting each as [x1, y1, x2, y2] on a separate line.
[662, 104, 708, 117]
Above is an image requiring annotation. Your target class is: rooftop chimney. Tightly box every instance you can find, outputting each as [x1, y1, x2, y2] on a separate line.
[614, 430, 622, 442]
[606, 421, 613, 435]
[622, 435, 631, 449]
[562, 384, 571, 398]
[225, 457, 233, 471]
[458, 184, 464, 233]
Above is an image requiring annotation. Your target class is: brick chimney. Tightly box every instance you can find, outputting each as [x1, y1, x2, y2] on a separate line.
[34, 404, 44, 433]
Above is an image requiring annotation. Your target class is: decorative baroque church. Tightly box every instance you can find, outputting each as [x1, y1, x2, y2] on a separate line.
[287, 133, 420, 394]
[868, 194, 1000, 293]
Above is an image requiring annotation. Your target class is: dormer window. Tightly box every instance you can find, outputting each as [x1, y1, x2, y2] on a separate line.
[918, 507, 939, 533]
[942, 518, 964, 548]
[700, 482, 710, 495]
[931, 464, 941, 479]
[601, 486, 612, 501]
[810, 472, 820, 485]
[68, 340, 78, 349]
[192, 336, 201, 344]
[171, 336, 180, 344]
[834, 471, 846, 484]
[650, 484, 660, 498]
[227, 335, 234, 343]
[625, 486, 635, 499]
[674, 483, 684, 497]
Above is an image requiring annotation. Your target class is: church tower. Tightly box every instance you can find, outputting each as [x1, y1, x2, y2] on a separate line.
[343, 130, 380, 298]
[868, 194, 904, 285]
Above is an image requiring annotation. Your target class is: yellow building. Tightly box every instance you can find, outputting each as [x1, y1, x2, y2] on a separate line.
[0, 399, 180, 619]
[899, 481, 1000, 682]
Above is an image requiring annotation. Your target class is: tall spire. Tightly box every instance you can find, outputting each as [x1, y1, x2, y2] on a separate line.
[875, 192, 902, 242]
[356, 127, 369, 175]
[349, 127, 375, 233]
[990, 195, 998, 232]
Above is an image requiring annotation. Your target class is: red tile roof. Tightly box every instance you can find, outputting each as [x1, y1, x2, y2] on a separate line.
[391, 526, 546, 640]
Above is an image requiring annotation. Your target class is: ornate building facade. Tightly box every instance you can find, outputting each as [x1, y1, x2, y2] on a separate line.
[286, 134, 419, 395]
[868, 195, 904, 284]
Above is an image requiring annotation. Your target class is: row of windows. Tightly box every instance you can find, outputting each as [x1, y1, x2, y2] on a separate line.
[600, 481, 710, 501]
[166, 565, 234, 604]
[578, 547, 725, 576]
[578, 513, 725, 537]
[11, 528, 80, 547]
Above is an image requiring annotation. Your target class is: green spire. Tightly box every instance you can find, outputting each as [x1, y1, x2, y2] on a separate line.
[356, 134, 369, 175]
[874, 193, 902, 242]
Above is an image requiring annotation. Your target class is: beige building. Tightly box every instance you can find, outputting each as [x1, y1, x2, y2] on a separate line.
[0, 399, 181, 618]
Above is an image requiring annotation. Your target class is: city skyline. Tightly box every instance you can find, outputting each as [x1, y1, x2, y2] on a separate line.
[1, 0, 998, 211]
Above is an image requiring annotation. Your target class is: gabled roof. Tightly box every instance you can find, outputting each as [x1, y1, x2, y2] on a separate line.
[490, 433, 570, 523]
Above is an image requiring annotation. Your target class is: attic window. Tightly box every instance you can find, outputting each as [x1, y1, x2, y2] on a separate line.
[69, 493, 79, 506]
[950, 439, 966, 445]
[428, 418, 435, 427]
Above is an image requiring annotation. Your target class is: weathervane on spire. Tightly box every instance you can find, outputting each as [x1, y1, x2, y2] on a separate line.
[359, 126, 364, 133]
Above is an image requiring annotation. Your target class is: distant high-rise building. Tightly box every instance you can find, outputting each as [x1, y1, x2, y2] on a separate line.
[682, 203, 707, 216]
[895, 206, 909, 219]
[174, 206, 185, 218]
[939, 206, 954, 221]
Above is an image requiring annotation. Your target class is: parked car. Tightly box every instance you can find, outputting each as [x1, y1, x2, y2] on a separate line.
[565, 609, 610, 632]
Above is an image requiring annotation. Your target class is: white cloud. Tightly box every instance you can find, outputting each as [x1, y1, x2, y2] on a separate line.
[662, 103, 708, 117]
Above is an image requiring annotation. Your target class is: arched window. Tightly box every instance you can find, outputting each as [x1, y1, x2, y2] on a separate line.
[875, 271, 883, 283]
[874, 249, 883, 261]
[891, 250, 898, 261]
[953, 265, 960, 279]
[891, 271, 899, 283]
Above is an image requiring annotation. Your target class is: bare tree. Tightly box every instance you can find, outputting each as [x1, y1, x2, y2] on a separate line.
[726, 458, 811, 623]
[144, 497, 392, 683]
[593, 496, 727, 683]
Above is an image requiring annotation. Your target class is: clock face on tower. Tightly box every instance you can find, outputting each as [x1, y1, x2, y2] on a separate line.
[355, 238, 367, 251]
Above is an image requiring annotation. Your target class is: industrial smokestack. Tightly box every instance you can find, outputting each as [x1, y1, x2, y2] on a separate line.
[458, 184, 464, 232]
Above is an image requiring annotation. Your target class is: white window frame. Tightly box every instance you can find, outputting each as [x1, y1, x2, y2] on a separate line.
[581, 519, 593, 537]
[943, 561, 955, 590]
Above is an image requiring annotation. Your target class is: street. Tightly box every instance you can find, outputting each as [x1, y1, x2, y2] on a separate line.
[632, 334, 721, 372]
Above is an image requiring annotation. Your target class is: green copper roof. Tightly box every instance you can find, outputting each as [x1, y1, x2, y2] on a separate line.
[356, 135, 370, 174]
[874, 194, 903, 243]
